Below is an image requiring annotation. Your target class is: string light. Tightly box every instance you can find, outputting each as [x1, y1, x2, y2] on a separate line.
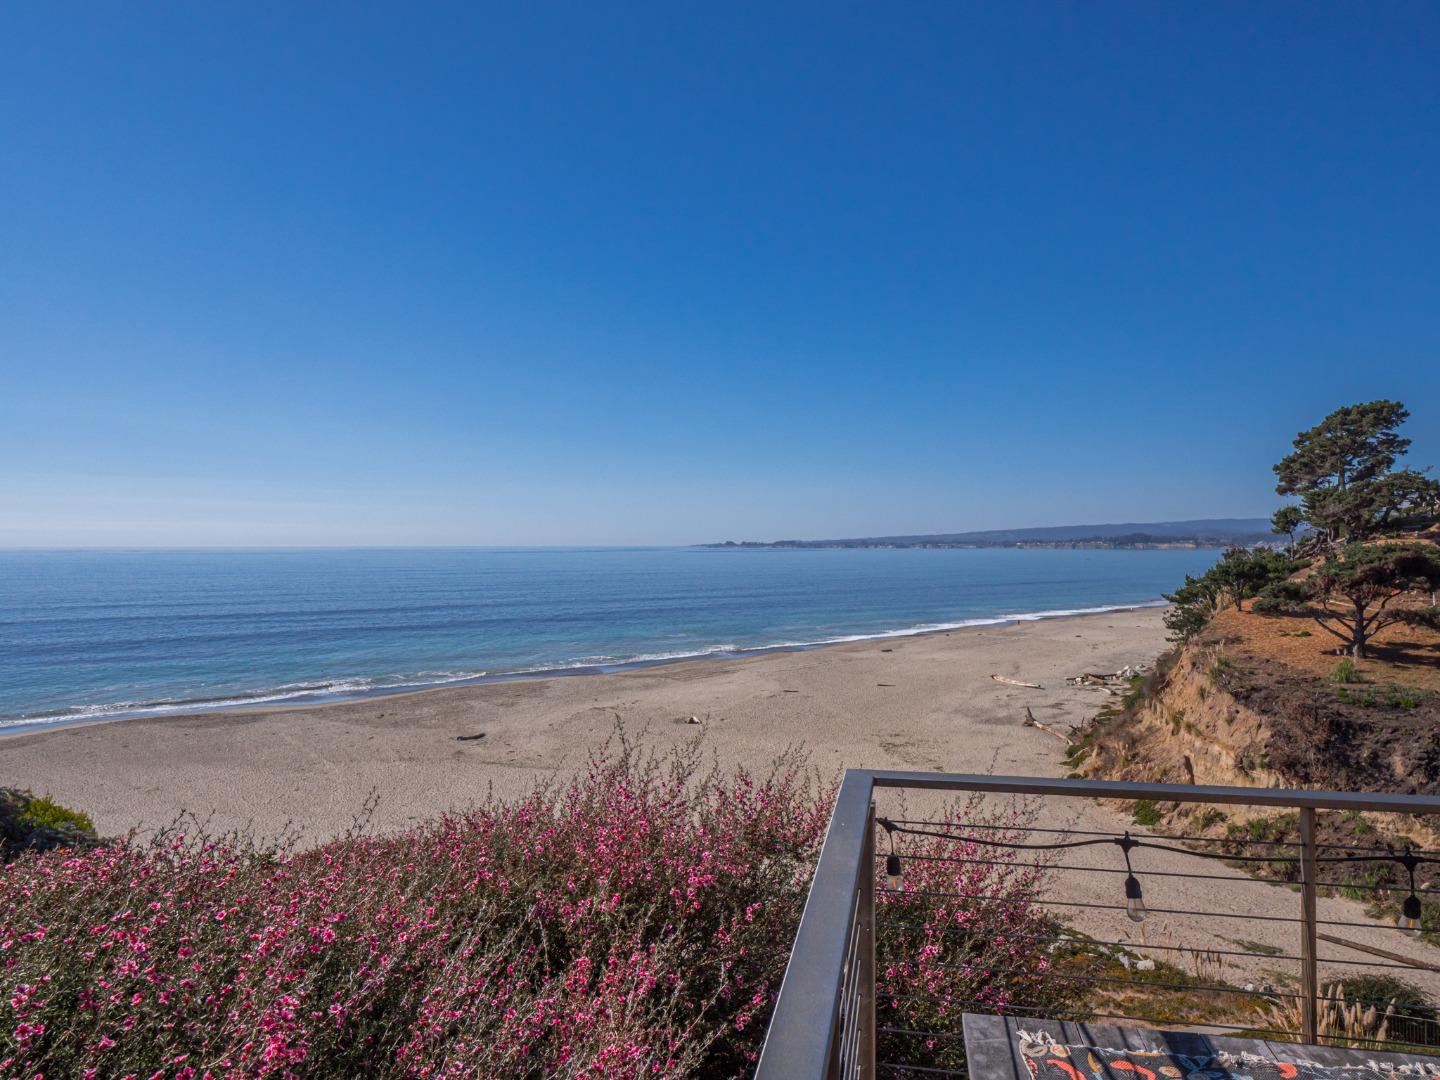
[880, 818, 902, 890]
[1397, 850, 1423, 937]
[1400, 894, 1423, 937]
[1123, 873, 1146, 923]
[1119, 833, 1146, 923]
[873, 816, 1437, 935]
[887, 852, 903, 891]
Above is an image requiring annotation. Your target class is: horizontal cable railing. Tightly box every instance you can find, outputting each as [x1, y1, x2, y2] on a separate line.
[755, 772, 1440, 1080]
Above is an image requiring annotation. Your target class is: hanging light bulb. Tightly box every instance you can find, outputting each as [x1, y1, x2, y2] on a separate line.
[1399, 893, 1423, 937]
[1117, 832, 1146, 923]
[1396, 850, 1423, 937]
[1124, 873, 1147, 923]
[878, 817, 902, 891]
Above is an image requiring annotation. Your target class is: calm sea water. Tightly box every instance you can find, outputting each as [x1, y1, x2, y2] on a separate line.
[0, 547, 1219, 731]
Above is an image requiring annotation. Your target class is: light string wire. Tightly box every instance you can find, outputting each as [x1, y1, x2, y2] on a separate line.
[875, 816, 1435, 933]
[875, 817, 1440, 868]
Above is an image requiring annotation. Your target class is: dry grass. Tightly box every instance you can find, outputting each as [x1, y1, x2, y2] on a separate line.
[1210, 605, 1440, 692]
[1259, 984, 1399, 1049]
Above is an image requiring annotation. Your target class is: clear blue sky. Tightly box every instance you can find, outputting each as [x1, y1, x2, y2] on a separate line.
[3, 3, 1437, 546]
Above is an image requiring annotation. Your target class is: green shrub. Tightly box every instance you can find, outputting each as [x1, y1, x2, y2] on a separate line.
[17, 793, 95, 836]
[1133, 799, 1163, 827]
[2, 788, 100, 862]
[1337, 864, 1386, 902]
[1327, 974, 1432, 1015]
[1162, 601, 1211, 643]
[1252, 578, 1308, 615]
[1331, 658, 1362, 684]
[1226, 813, 1297, 845]
[1121, 675, 1146, 709]
[1195, 809, 1227, 830]
[1340, 809, 1373, 835]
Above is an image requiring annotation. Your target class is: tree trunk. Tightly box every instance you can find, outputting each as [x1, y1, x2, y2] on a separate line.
[1351, 601, 1367, 660]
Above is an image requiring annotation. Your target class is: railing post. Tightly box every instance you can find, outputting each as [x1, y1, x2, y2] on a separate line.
[1299, 806, 1319, 1043]
[858, 802, 876, 1080]
[757, 770, 877, 1079]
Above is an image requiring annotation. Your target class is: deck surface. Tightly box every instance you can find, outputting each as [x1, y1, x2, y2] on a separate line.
[961, 1015, 1440, 1080]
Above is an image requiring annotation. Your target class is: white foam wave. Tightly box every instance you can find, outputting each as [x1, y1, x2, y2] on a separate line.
[747, 600, 1168, 650]
[504, 643, 742, 675]
[2, 669, 490, 729]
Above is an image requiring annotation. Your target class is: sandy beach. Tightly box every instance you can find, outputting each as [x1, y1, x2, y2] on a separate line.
[3, 607, 1167, 840]
[8, 605, 1440, 989]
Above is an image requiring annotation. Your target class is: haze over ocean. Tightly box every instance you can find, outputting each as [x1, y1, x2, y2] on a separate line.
[0, 546, 1219, 730]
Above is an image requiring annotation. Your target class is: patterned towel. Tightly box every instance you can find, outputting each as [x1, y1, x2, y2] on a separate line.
[1015, 1030, 1440, 1080]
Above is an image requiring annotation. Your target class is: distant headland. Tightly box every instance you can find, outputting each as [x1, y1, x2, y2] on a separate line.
[702, 518, 1273, 550]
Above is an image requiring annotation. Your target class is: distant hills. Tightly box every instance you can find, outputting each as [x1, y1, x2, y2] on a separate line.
[704, 519, 1274, 550]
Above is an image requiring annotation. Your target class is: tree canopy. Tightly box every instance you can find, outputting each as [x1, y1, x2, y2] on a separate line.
[1270, 506, 1304, 547]
[1274, 400, 1410, 495]
[1163, 546, 1303, 642]
[1272, 400, 1438, 543]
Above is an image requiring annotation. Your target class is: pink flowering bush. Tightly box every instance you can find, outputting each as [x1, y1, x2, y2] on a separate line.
[1, 736, 1062, 1078]
[877, 795, 1064, 1072]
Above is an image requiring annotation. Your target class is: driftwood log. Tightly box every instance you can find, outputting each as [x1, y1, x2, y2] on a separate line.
[1022, 707, 1071, 743]
[991, 673, 1043, 689]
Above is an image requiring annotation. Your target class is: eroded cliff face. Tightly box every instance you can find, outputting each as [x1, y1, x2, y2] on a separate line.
[1075, 631, 1440, 842]
[1078, 642, 1287, 790]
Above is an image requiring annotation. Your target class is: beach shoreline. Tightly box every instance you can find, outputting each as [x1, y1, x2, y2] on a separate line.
[2, 606, 1170, 840]
[0, 599, 1169, 738]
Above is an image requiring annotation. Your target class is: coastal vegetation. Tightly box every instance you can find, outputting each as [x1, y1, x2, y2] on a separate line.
[1073, 399, 1440, 935]
[1251, 399, 1440, 657]
[1254, 542, 1440, 659]
[1162, 546, 1304, 642]
[0, 735, 1061, 1079]
[0, 787, 98, 861]
[1272, 400, 1440, 545]
[1163, 400, 1440, 652]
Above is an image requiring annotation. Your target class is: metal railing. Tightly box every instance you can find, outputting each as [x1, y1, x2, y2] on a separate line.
[755, 771, 1440, 1079]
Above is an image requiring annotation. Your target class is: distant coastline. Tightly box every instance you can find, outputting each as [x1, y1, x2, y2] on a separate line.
[706, 538, 1219, 550]
[702, 517, 1272, 551]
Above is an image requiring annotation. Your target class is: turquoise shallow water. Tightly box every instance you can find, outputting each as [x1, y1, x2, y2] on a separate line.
[0, 546, 1218, 731]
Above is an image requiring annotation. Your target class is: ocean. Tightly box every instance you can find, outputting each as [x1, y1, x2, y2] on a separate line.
[0, 546, 1219, 732]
